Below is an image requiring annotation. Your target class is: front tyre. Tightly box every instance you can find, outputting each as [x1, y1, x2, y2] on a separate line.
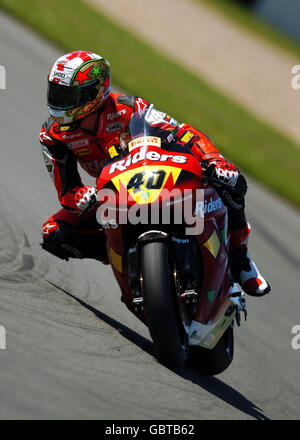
[141, 241, 188, 367]
[188, 324, 234, 375]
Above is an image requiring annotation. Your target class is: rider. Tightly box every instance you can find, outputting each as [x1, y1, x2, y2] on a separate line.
[40, 51, 270, 297]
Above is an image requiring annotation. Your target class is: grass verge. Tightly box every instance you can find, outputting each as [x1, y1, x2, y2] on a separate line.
[195, 0, 300, 59]
[1, 0, 300, 208]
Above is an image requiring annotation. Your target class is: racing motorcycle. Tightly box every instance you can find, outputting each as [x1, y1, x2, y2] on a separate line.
[95, 109, 247, 375]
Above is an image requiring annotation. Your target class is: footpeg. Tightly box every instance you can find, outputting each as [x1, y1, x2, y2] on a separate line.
[229, 285, 247, 326]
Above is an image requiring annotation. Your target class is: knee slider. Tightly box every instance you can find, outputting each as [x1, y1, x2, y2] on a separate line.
[42, 220, 72, 244]
[42, 220, 73, 260]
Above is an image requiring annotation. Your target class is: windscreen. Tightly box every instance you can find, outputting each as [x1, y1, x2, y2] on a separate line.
[125, 105, 178, 147]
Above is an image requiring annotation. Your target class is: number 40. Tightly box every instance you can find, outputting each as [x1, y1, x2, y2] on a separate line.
[127, 170, 166, 193]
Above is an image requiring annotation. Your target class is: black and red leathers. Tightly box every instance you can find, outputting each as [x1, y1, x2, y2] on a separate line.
[40, 93, 248, 260]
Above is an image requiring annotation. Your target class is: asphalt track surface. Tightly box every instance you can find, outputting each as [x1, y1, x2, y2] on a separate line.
[0, 11, 300, 420]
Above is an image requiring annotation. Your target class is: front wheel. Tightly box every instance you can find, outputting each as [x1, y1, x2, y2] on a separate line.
[188, 324, 234, 375]
[141, 241, 188, 367]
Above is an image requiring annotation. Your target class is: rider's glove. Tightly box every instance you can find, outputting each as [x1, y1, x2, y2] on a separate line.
[204, 160, 247, 210]
[74, 186, 97, 212]
[205, 160, 239, 189]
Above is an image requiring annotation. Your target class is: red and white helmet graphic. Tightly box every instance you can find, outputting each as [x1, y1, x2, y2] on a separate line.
[47, 51, 111, 125]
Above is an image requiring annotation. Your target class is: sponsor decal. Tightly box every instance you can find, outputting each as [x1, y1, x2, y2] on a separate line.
[108, 145, 119, 158]
[67, 139, 89, 149]
[109, 146, 187, 174]
[128, 136, 161, 152]
[136, 97, 148, 118]
[107, 109, 127, 121]
[74, 148, 92, 156]
[180, 131, 194, 144]
[171, 237, 189, 244]
[53, 125, 71, 134]
[43, 223, 57, 236]
[106, 122, 122, 133]
[194, 196, 223, 218]
[54, 70, 66, 79]
[62, 132, 82, 140]
[39, 130, 53, 144]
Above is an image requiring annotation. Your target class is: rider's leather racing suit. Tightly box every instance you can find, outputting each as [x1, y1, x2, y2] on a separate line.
[40, 93, 249, 264]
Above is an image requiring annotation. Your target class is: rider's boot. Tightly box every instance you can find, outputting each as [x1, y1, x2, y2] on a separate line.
[229, 223, 271, 297]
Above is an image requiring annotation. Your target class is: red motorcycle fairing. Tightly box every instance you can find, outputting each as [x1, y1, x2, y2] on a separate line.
[194, 186, 230, 324]
[97, 144, 230, 326]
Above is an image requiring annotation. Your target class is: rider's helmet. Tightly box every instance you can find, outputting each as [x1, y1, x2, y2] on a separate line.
[47, 51, 111, 125]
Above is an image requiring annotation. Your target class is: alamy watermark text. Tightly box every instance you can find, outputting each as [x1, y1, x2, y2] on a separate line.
[0, 65, 6, 89]
[291, 65, 300, 90]
[0, 326, 6, 349]
[291, 325, 300, 350]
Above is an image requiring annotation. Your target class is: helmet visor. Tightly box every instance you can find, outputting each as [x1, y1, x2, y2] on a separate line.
[47, 80, 99, 110]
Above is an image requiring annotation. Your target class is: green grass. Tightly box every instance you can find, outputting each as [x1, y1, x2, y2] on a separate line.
[1, 0, 300, 208]
[195, 0, 300, 59]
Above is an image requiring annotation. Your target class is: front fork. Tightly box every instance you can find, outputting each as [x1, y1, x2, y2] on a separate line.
[127, 231, 169, 314]
[171, 236, 200, 315]
[127, 232, 200, 316]
[128, 230, 247, 330]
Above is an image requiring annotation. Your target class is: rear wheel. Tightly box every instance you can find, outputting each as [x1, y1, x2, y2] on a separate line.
[141, 241, 188, 367]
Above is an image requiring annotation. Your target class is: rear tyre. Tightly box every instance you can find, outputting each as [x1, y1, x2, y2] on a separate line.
[141, 241, 188, 367]
[188, 324, 234, 375]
